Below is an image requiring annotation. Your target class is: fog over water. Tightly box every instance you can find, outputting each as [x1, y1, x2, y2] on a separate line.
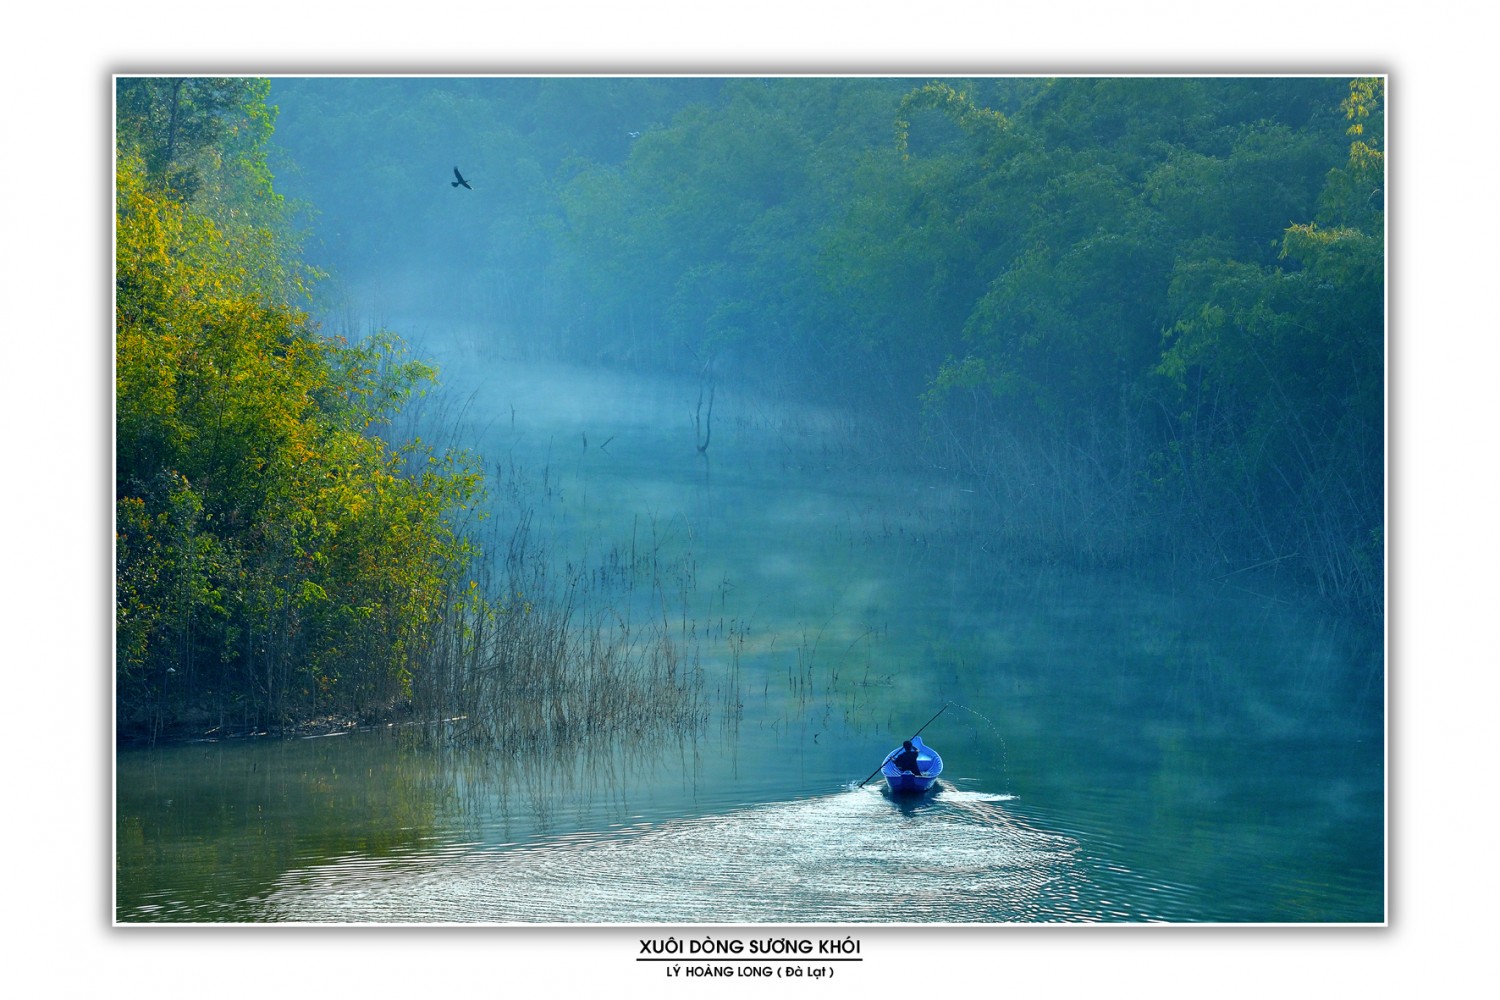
[114, 77, 1384, 926]
[116, 302, 1382, 923]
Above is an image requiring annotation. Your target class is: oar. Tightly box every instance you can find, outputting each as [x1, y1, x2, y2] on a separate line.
[858, 702, 953, 787]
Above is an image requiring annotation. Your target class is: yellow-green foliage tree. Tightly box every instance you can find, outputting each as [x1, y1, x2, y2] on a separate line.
[116, 143, 481, 741]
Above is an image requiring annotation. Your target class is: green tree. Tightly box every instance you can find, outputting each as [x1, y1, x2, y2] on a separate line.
[1153, 78, 1384, 615]
[116, 76, 315, 305]
[116, 150, 481, 739]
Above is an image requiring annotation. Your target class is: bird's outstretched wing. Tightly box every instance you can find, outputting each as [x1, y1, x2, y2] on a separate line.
[452, 167, 472, 189]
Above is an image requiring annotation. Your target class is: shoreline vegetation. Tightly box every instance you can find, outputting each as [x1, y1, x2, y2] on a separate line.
[113, 79, 711, 748]
[115, 76, 1383, 747]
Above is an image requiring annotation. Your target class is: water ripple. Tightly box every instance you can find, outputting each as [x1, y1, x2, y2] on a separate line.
[259, 786, 1141, 924]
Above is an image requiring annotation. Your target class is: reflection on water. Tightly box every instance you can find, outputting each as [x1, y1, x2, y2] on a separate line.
[259, 786, 1162, 924]
[116, 358, 1384, 925]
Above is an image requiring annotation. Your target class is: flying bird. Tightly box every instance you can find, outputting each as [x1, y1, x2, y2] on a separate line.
[452, 167, 472, 190]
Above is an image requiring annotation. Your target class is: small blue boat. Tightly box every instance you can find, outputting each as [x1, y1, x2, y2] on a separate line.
[880, 734, 943, 794]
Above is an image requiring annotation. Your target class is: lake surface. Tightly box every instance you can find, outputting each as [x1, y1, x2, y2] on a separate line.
[115, 346, 1385, 924]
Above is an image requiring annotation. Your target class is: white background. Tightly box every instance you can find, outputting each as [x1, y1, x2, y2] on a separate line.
[4, 2, 1487, 996]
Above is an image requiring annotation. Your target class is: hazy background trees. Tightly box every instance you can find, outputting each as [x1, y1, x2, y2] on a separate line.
[267, 75, 1383, 621]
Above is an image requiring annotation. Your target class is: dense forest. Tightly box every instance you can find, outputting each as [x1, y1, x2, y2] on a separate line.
[272, 75, 1384, 614]
[116, 75, 1384, 743]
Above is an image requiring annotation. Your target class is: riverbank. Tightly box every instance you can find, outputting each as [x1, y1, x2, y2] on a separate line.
[115, 702, 424, 749]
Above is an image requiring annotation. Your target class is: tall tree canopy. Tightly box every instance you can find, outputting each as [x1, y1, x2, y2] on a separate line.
[116, 79, 484, 740]
[265, 75, 1384, 620]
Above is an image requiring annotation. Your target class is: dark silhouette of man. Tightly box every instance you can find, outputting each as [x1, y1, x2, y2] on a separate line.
[452, 167, 472, 190]
[892, 740, 922, 774]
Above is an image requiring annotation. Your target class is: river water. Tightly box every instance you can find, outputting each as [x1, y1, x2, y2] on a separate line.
[115, 346, 1385, 925]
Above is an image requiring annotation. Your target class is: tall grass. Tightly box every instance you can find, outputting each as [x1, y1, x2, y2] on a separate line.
[411, 500, 711, 751]
[354, 335, 716, 753]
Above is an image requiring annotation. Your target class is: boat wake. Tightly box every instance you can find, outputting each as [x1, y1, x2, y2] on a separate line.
[257, 786, 1130, 923]
[937, 789, 1016, 802]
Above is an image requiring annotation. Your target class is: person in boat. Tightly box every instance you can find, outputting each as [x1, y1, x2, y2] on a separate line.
[892, 740, 923, 775]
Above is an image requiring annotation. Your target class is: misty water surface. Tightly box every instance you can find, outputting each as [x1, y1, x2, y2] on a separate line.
[116, 328, 1384, 924]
